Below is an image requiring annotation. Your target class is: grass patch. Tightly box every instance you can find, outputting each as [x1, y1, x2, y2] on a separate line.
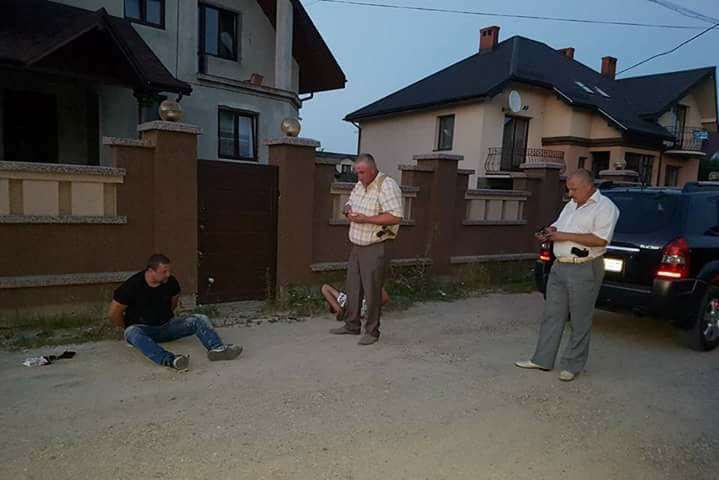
[1, 303, 225, 351]
[266, 287, 328, 318]
[492, 278, 536, 294]
[265, 261, 538, 318]
[384, 263, 470, 312]
[2, 261, 538, 349]
[0, 311, 101, 331]
[0, 312, 120, 351]
[187, 304, 221, 318]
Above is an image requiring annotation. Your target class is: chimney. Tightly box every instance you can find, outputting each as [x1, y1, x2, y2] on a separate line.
[601, 56, 617, 80]
[558, 47, 575, 59]
[479, 26, 500, 52]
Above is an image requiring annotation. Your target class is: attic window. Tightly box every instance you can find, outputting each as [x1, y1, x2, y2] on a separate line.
[574, 81, 594, 94]
[595, 86, 611, 98]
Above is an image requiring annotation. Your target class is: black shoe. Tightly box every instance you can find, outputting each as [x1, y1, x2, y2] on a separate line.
[330, 326, 361, 335]
[207, 344, 243, 361]
[357, 334, 379, 346]
[172, 354, 190, 370]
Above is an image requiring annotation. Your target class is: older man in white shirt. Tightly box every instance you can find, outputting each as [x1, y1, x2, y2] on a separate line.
[330, 153, 403, 346]
[516, 169, 619, 381]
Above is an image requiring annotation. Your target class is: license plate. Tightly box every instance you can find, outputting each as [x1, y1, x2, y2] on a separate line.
[604, 258, 624, 273]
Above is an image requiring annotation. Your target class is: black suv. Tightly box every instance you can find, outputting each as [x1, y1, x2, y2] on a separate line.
[535, 182, 719, 351]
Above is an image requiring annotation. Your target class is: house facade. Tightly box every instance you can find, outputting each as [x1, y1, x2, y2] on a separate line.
[0, 0, 345, 167]
[346, 26, 717, 188]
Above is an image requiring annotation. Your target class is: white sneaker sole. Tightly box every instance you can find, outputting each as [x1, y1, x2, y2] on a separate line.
[207, 345, 243, 361]
[514, 361, 550, 371]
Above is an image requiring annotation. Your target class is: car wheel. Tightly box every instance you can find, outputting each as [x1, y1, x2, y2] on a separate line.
[682, 286, 719, 351]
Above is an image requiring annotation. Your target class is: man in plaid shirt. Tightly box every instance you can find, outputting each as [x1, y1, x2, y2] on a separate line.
[330, 153, 403, 345]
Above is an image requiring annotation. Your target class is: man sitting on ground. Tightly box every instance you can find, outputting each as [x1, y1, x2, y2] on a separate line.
[108, 254, 242, 370]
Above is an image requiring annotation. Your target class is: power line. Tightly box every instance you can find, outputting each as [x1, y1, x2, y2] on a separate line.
[618, 22, 719, 75]
[645, 0, 719, 25]
[315, 0, 707, 30]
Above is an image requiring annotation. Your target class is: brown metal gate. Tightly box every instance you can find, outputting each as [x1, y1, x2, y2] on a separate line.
[198, 160, 278, 304]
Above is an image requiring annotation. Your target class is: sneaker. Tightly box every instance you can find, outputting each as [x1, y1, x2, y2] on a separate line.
[514, 360, 550, 371]
[357, 334, 379, 346]
[207, 344, 243, 362]
[172, 354, 190, 371]
[330, 326, 361, 335]
[559, 370, 577, 382]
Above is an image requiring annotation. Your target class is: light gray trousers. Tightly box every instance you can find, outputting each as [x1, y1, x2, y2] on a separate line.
[532, 257, 605, 374]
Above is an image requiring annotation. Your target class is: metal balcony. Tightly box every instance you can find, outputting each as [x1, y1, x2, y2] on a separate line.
[485, 147, 565, 174]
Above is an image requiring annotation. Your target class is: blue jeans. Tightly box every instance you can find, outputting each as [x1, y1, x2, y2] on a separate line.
[124, 314, 223, 367]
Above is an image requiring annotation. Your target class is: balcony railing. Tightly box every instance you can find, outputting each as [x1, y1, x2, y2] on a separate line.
[662, 125, 707, 152]
[485, 147, 565, 174]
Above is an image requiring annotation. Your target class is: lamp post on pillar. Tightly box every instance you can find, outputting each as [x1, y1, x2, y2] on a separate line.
[274, 0, 294, 92]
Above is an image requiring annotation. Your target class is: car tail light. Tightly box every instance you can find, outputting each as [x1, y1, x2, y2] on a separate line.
[656, 238, 690, 280]
[539, 242, 553, 263]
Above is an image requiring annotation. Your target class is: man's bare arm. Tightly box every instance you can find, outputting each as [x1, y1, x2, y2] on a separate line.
[548, 231, 608, 247]
[348, 212, 401, 226]
[108, 301, 127, 329]
[372, 213, 401, 226]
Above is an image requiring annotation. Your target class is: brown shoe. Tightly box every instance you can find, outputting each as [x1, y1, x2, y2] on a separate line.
[330, 326, 360, 335]
[357, 334, 379, 346]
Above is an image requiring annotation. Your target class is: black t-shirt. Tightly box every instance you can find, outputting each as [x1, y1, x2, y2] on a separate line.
[113, 271, 181, 327]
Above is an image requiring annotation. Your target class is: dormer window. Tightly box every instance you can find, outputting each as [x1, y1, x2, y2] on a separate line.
[574, 81, 594, 94]
[594, 86, 611, 98]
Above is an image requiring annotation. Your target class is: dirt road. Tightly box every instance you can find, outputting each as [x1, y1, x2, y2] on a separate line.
[1, 292, 717, 479]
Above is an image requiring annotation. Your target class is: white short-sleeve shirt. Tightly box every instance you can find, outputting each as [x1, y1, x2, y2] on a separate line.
[551, 189, 620, 259]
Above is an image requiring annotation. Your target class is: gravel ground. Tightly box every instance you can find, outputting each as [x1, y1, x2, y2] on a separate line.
[1, 292, 717, 480]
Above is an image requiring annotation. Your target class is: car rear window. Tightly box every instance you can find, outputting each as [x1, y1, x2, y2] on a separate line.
[604, 192, 682, 234]
[687, 194, 719, 235]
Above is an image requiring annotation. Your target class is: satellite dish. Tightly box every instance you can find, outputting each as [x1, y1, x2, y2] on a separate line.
[508, 90, 522, 113]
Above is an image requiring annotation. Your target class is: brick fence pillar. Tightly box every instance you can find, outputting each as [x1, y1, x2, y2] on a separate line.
[515, 162, 564, 235]
[412, 153, 463, 275]
[138, 121, 200, 306]
[265, 137, 320, 293]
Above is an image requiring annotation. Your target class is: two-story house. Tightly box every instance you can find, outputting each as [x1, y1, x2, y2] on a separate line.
[346, 26, 717, 188]
[0, 0, 345, 166]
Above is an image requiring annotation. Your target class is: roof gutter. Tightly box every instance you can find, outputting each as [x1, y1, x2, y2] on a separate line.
[351, 121, 362, 155]
[553, 87, 573, 104]
[597, 108, 628, 131]
[299, 92, 314, 106]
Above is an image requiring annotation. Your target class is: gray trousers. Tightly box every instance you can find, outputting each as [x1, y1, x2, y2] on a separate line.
[345, 242, 388, 338]
[532, 257, 605, 374]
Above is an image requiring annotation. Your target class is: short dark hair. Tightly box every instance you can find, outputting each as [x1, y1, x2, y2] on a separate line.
[147, 254, 171, 270]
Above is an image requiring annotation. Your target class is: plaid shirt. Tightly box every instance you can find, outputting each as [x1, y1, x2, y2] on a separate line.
[347, 173, 404, 246]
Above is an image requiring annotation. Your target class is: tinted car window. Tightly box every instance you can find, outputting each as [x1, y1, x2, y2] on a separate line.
[605, 192, 682, 234]
[686, 195, 719, 235]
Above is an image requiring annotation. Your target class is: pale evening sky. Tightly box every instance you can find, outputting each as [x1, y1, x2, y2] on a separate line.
[296, 0, 719, 154]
